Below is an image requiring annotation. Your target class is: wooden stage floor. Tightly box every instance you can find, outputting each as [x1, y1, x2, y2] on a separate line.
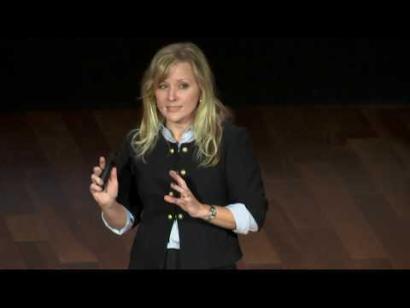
[1, 104, 409, 269]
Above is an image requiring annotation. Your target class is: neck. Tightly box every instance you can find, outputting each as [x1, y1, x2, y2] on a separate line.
[165, 121, 192, 142]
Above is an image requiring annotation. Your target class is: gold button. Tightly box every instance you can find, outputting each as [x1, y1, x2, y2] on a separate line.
[182, 147, 188, 153]
[180, 169, 186, 176]
[169, 148, 175, 154]
[169, 191, 174, 196]
[167, 214, 173, 220]
[178, 213, 184, 220]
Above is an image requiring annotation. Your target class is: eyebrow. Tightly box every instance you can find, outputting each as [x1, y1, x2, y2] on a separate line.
[177, 79, 191, 82]
[160, 78, 192, 83]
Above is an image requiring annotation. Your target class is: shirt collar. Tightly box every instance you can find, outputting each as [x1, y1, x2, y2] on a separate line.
[160, 123, 195, 144]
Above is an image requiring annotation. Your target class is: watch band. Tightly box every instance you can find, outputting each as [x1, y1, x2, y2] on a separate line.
[207, 205, 217, 221]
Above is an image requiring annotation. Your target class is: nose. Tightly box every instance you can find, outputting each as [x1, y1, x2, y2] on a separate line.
[167, 86, 177, 101]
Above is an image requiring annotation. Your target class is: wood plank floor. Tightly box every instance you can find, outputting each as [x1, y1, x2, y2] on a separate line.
[1, 104, 410, 269]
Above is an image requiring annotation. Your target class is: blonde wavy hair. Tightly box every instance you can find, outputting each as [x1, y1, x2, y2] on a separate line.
[133, 42, 232, 167]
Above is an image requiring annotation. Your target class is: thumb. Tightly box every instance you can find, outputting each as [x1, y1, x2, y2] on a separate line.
[110, 166, 118, 182]
[106, 166, 118, 196]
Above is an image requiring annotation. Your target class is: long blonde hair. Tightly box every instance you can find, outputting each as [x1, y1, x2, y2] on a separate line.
[133, 42, 232, 167]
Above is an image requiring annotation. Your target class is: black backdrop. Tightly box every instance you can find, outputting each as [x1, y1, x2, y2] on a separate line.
[2, 37, 410, 110]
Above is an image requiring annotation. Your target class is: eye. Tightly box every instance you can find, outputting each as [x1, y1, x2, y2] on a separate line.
[158, 83, 168, 89]
[179, 83, 189, 89]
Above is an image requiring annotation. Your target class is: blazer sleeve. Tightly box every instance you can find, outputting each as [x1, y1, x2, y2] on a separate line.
[114, 129, 143, 227]
[224, 126, 268, 228]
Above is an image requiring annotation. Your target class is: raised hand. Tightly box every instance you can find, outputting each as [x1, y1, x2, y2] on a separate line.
[89, 156, 118, 209]
[164, 170, 208, 218]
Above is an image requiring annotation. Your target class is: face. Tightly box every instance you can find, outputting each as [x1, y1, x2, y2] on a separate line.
[155, 62, 201, 127]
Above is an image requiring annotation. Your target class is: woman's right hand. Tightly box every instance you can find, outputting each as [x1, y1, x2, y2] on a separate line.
[89, 156, 118, 210]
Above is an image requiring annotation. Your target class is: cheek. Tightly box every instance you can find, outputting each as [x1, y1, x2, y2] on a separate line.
[184, 92, 200, 110]
[155, 93, 166, 110]
[186, 100, 199, 113]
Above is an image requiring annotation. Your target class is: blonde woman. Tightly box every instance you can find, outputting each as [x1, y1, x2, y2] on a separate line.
[90, 42, 267, 269]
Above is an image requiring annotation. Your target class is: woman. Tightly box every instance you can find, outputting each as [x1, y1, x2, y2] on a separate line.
[89, 42, 268, 269]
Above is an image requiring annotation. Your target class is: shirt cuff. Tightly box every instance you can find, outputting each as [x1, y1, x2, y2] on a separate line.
[226, 203, 259, 235]
[101, 209, 135, 235]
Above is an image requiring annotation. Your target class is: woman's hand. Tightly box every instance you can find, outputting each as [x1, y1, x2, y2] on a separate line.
[164, 170, 208, 218]
[89, 156, 118, 210]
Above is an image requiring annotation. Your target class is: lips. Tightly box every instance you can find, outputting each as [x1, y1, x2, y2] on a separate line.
[166, 106, 182, 112]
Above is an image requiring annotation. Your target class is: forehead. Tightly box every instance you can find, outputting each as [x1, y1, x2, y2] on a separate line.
[164, 62, 195, 80]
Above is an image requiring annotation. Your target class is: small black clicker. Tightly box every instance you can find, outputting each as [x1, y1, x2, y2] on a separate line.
[100, 153, 117, 189]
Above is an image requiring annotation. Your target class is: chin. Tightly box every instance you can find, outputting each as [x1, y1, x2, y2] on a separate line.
[166, 115, 184, 123]
[165, 113, 190, 124]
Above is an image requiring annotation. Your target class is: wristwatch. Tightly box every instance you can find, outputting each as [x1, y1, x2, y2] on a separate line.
[207, 205, 217, 221]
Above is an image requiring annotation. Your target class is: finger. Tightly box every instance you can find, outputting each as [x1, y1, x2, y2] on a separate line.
[99, 156, 106, 170]
[169, 170, 187, 188]
[91, 174, 104, 186]
[90, 183, 103, 193]
[93, 166, 102, 176]
[170, 182, 185, 195]
[164, 194, 181, 206]
[91, 174, 103, 186]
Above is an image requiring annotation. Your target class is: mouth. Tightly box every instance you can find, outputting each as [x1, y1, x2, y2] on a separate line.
[166, 106, 182, 113]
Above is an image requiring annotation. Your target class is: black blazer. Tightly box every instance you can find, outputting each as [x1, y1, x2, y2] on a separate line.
[115, 122, 268, 269]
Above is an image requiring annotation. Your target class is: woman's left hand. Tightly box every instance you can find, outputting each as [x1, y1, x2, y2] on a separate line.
[164, 170, 208, 218]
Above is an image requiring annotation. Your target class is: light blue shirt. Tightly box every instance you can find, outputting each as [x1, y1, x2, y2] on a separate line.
[102, 125, 259, 248]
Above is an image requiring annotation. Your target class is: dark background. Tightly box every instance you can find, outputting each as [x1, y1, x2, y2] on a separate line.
[1, 37, 410, 110]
